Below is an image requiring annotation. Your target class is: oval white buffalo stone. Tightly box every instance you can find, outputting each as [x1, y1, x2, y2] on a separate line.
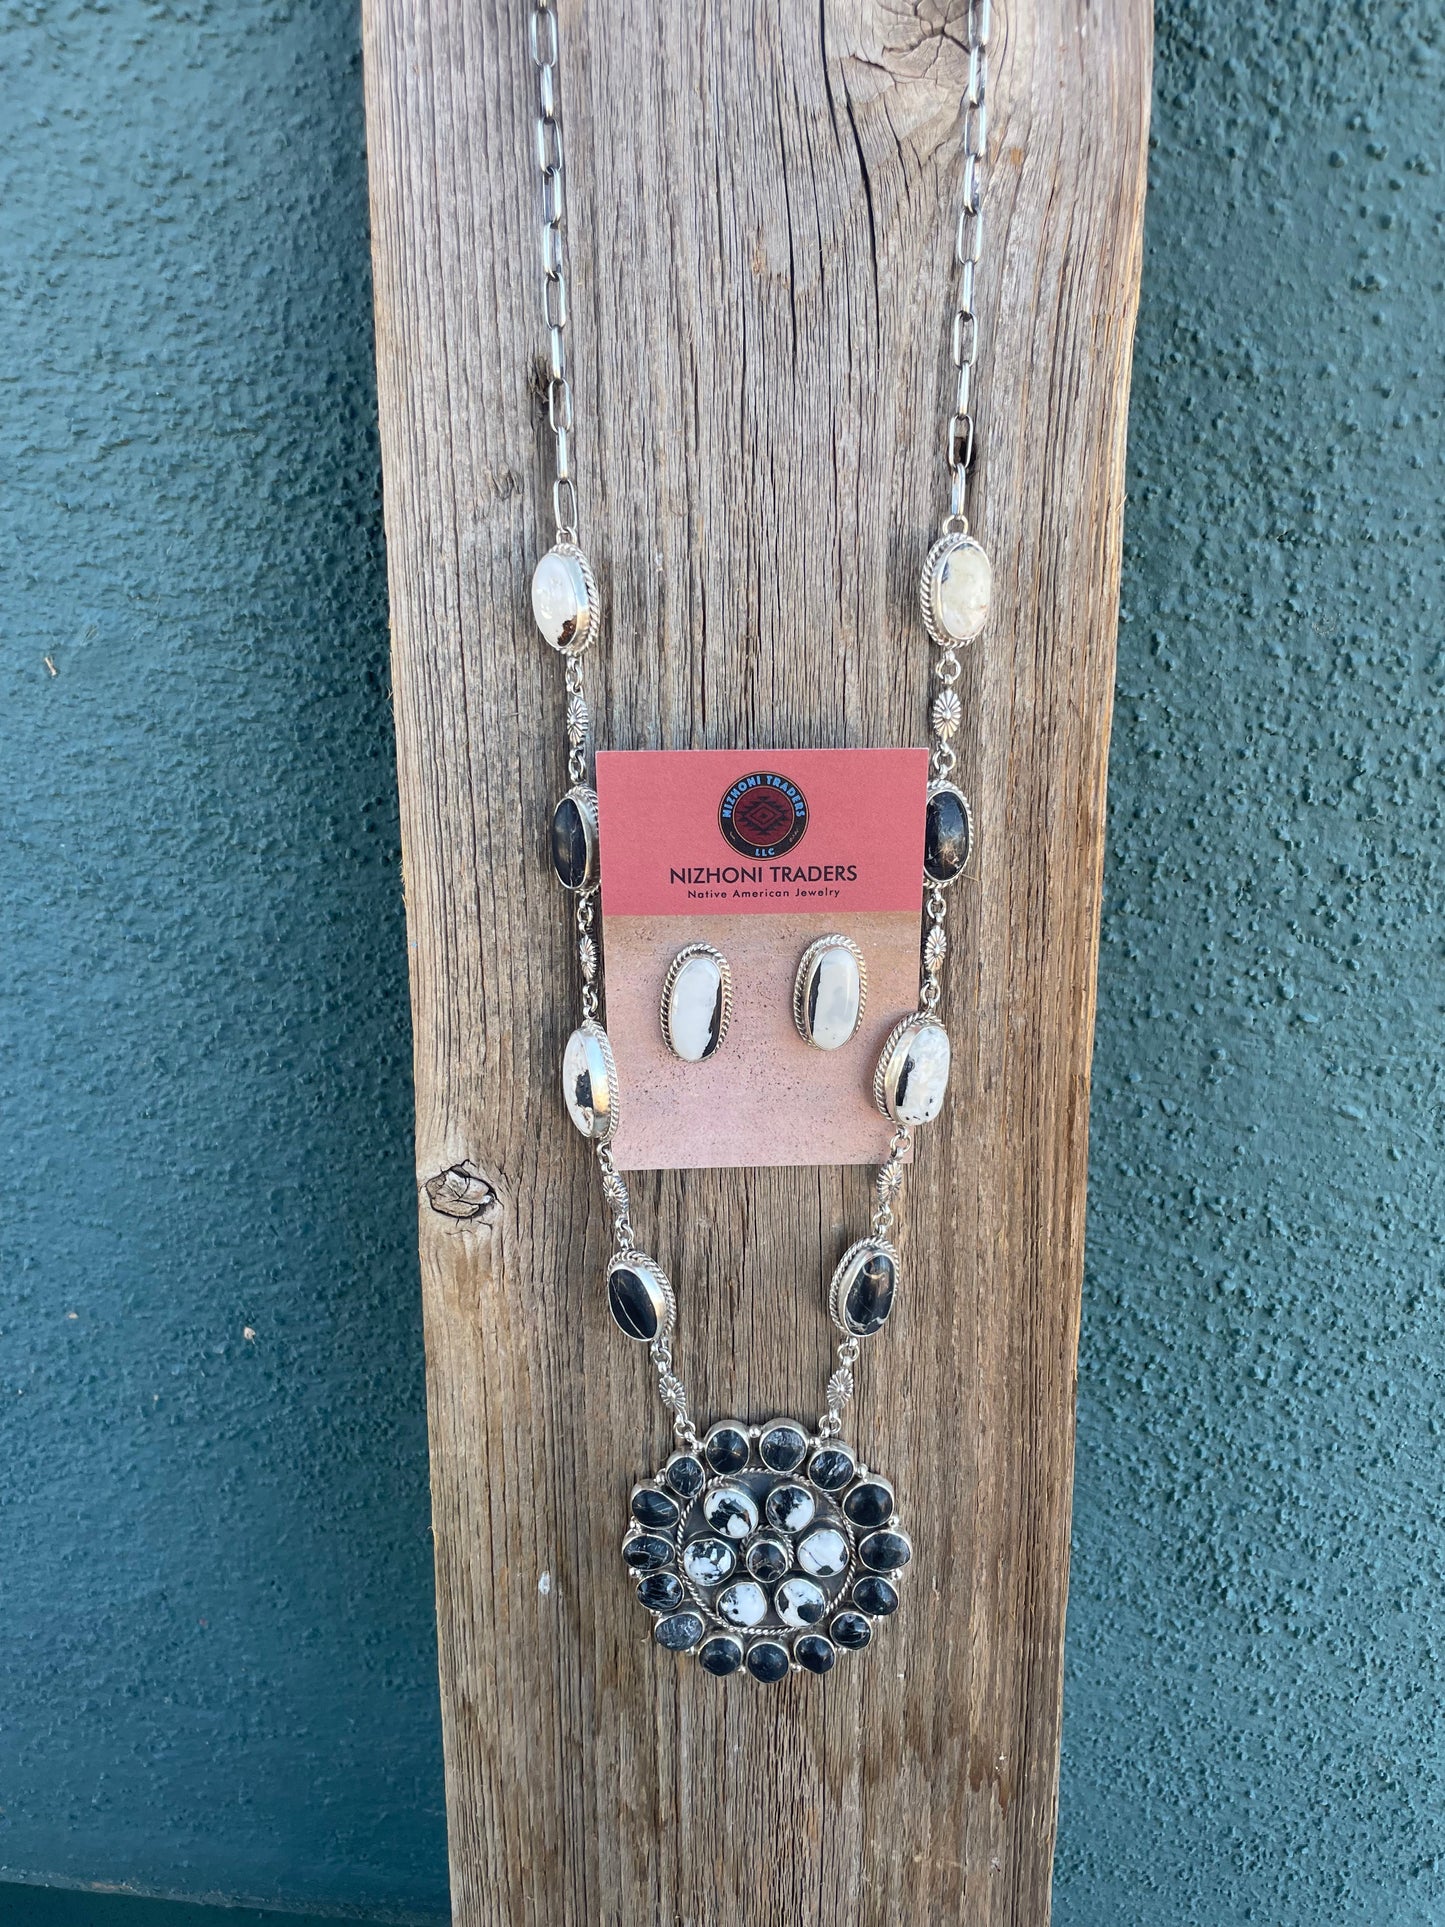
[875, 1015, 951, 1125]
[530, 546, 596, 651]
[661, 946, 730, 1061]
[606, 1253, 673, 1344]
[829, 1239, 898, 1337]
[793, 936, 865, 1050]
[926, 536, 991, 642]
[562, 1023, 618, 1140]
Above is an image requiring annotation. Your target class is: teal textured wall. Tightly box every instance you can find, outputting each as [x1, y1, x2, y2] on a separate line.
[2, 0, 1442, 1922]
[0, 1, 445, 1919]
[1055, 2, 1445, 1922]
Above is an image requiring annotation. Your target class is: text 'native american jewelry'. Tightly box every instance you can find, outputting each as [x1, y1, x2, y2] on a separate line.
[527, 0, 987, 1681]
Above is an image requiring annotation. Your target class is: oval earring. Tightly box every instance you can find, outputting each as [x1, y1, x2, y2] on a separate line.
[661, 943, 733, 1062]
[793, 935, 866, 1050]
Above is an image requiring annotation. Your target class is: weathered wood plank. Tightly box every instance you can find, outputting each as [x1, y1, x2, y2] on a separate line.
[363, 2, 1150, 1920]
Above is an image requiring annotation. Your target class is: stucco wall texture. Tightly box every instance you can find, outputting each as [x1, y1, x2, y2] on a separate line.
[1, 2, 445, 1919]
[1, 0, 1441, 1923]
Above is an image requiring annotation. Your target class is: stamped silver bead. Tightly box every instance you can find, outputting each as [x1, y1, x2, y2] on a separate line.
[531, 543, 599, 653]
[920, 533, 991, 645]
[605, 1250, 675, 1344]
[828, 1238, 899, 1337]
[660, 943, 732, 1062]
[792, 935, 866, 1050]
[561, 1021, 618, 1141]
[874, 1014, 951, 1125]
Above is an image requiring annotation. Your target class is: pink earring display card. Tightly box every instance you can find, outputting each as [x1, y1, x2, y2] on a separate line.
[594, 746, 930, 1171]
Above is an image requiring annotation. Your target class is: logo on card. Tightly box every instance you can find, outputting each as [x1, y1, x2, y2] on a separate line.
[718, 771, 809, 859]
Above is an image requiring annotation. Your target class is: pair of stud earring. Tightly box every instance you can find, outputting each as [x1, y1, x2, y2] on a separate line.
[660, 936, 867, 1063]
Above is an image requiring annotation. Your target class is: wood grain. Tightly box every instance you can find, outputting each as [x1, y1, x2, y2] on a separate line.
[362, 3, 1150, 1921]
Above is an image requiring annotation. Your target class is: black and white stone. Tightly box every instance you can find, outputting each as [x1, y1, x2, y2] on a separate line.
[828, 1239, 898, 1338]
[531, 543, 599, 653]
[853, 1575, 900, 1617]
[622, 1532, 674, 1574]
[920, 532, 991, 645]
[859, 1528, 912, 1574]
[776, 1577, 828, 1629]
[764, 1482, 815, 1534]
[874, 1014, 951, 1126]
[716, 1579, 769, 1629]
[630, 1484, 680, 1530]
[703, 1422, 750, 1475]
[794, 1633, 837, 1674]
[697, 1632, 745, 1677]
[664, 1452, 705, 1498]
[757, 1421, 809, 1473]
[660, 944, 732, 1062]
[808, 1443, 856, 1491]
[796, 1525, 850, 1580]
[745, 1535, 792, 1584]
[550, 787, 599, 891]
[562, 1021, 619, 1142]
[606, 1251, 674, 1344]
[924, 781, 973, 884]
[653, 1610, 704, 1652]
[745, 1639, 791, 1684]
[842, 1478, 895, 1531]
[830, 1610, 872, 1650]
[702, 1484, 759, 1541]
[682, 1535, 736, 1589]
[636, 1571, 684, 1612]
[792, 936, 866, 1050]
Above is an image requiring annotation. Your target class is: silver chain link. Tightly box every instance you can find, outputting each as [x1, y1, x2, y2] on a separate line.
[529, 2, 579, 543]
[945, 0, 991, 534]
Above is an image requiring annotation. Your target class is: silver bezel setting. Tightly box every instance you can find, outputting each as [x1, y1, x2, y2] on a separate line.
[923, 778, 974, 886]
[621, 1419, 908, 1677]
[562, 1018, 620, 1142]
[873, 1012, 950, 1124]
[606, 1248, 676, 1344]
[552, 784, 600, 891]
[532, 541, 601, 654]
[659, 942, 733, 1062]
[791, 934, 868, 1049]
[828, 1237, 900, 1337]
[919, 532, 991, 647]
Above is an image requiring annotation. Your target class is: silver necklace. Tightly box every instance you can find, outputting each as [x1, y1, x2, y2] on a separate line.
[526, 1, 992, 1684]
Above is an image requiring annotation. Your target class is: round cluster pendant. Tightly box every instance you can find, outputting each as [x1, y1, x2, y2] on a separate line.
[622, 1418, 910, 1680]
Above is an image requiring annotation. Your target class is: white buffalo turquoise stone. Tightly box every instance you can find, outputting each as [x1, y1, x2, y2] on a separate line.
[796, 1526, 850, 1579]
[794, 937, 864, 1050]
[562, 1024, 617, 1141]
[929, 536, 991, 642]
[702, 1484, 759, 1540]
[776, 1577, 828, 1629]
[663, 947, 729, 1062]
[682, 1536, 736, 1589]
[876, 1016, 951, 1126]
[765, 1482, 816, 1534]
[530, 547, 595, 651]
[716, 1579, 769, 1628]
